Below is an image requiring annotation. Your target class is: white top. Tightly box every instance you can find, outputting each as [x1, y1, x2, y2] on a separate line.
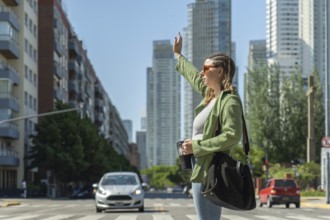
[192, 98, 217, 140]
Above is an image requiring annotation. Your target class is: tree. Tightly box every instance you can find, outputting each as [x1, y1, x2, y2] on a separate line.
[246, 64, 325, 164]
[29, 102, 133, 186]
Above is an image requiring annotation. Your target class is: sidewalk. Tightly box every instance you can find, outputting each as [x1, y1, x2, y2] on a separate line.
[301, 196, 330, 209]
[0, 199, 21, 207]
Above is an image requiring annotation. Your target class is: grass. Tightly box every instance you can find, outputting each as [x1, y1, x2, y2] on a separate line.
[301, 190, 325, 197]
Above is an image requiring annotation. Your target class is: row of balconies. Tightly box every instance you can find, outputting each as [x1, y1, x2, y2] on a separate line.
[0, 146, 19, 166]
[0, 6, 20, 58]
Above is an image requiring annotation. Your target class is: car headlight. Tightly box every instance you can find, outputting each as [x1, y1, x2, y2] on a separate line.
[132, 189, 142, 195]
[97, 187, 107, 195]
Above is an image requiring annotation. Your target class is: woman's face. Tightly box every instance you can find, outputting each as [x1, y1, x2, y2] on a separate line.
[200, 59, 223, 88]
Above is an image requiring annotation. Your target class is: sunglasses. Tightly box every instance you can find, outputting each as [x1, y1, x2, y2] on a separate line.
[203, 65, 218, 73]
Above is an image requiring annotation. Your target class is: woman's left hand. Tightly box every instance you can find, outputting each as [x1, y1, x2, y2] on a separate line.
[182, 139, 193, 155]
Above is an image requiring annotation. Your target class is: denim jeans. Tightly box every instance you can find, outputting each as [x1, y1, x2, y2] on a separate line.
[191, 156, 221, 220]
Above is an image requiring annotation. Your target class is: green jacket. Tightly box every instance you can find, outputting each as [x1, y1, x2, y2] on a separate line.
[176, 56, 243, 183]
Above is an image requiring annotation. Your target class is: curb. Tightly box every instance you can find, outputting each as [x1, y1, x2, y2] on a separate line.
[0, 201, 21, 207]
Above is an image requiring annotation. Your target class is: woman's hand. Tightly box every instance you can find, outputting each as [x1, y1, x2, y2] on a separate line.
[182, 139, 193, 155]
[173, 32, 182, 57]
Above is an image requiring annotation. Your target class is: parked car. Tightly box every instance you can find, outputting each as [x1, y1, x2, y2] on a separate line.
[70, 185, 94, 199]
[259, 178, 300, 208]
[93, 172, 145, 213]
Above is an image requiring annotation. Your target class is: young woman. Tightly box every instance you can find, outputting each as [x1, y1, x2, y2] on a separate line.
[173, 33, 243, 220]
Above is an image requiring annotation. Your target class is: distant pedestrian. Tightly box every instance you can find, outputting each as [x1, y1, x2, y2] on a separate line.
[21, 180, 27, 198]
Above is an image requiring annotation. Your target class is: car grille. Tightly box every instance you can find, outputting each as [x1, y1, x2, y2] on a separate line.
[107, 195, 131, 200]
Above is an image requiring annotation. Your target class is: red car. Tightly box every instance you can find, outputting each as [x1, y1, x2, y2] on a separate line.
[259, 178, 300, 208]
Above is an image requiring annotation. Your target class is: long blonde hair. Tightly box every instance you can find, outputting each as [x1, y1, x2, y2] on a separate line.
[203, 53, 236, 104]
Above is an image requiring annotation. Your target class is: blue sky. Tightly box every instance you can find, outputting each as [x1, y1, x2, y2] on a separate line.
[64, 0, 266, 140]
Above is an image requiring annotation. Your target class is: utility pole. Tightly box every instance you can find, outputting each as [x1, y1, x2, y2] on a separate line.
[306, 75, 315, 162]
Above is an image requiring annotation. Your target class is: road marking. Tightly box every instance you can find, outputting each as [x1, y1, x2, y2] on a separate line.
[41, 215, 74, 220]
[255, 215, 287, 220]
[287, 215, 317, 220]
[115, 215, 138, 220]
[187, 215, 198, 220]
[169, 203, 180, 206]
[222, 215, 250, 220]
[77, 215, 107, 220]
[152, 214, 174, 220]
[320, 216, 330, 220]
[4, 215, 40, 220]
[154, 203, 163, 206]
[0, 216, 10, 219]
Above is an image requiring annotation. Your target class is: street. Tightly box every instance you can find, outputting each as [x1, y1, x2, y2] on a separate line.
[0, 193, 329, 220]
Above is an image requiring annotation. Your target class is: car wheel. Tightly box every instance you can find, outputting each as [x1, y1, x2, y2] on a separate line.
[267, 198, 272, 208]
[259, 201, 263, 207]
[139, 205, 144, 212]
[285, 203, 289, 208]
[96, 207, 102, 213]
[295, 202, 300, 208]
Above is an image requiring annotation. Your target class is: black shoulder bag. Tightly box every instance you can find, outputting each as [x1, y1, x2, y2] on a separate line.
[201, 114, 256, 211]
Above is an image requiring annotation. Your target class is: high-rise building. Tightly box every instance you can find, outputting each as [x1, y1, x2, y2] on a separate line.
[136, 130, 147, 170]
[123, 119, 133, 143]
[136, 117, 147, 170]
[266, 0, 330, 136]
[183, 0, 232, 138]
[146, 40, 181, 167]
[0, 0, 38, 190]
[266, 0, 300, 76]
[299, 0, 329, 135]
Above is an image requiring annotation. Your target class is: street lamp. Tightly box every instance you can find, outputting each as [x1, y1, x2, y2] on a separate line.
[0, 104, 84, 125]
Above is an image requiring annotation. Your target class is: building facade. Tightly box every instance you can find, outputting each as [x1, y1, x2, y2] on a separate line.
[0, 0, 131, 194]
[146, 40, 181, 167]
[0, 0, 38, 191]
[183, 0, 232, 139]
[123, 119, 133, 143]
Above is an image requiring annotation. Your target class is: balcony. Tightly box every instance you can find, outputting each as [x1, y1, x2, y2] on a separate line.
[0, 64, 19, 85]
[2, 0, 20, 6]
[69, 81, 79, 94]
[54, 40, 63, 56]
[68, 39, 79, 56]
[53, 88, 63, 101]
[0, 93, 19, 112]
[0, 36, 19, 59]
[68, 59, 79, 75]
[54, 62, 62, 79]
[0, 122, 19, 139]
[0, 7, 20, 30]
[0, 148, 19, 167]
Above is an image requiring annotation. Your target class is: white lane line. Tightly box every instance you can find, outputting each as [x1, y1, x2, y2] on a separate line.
[115, 215, 138, 220]
[152, 214, 174, 220]
[41, 215, 74, 220]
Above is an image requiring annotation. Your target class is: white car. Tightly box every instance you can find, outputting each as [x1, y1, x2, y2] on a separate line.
[94, 172, 144, 212]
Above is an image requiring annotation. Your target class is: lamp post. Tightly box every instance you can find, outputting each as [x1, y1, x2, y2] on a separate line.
[0, 104, 84, 125]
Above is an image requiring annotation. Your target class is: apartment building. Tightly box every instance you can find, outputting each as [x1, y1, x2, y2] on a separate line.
[0, 0, 39, 191]
[0, 0, 131, 195]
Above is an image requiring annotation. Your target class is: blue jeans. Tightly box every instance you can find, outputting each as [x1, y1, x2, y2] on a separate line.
[191, 156, 221, 220]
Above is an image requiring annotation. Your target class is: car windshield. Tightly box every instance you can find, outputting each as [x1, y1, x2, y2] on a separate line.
[274, 179, 296, 188]
[101, 175, 137, 185]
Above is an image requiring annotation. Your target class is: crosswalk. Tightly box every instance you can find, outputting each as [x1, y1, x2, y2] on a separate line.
[0, 214, 330, 220]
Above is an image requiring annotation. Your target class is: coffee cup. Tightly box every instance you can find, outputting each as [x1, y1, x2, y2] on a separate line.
[176, 141, 192, 170]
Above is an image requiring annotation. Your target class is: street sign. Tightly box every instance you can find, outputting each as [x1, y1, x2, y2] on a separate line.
[322, 136, 330, 148]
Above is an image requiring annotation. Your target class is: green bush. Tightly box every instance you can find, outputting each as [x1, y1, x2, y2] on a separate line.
[301, 190, 325, 197]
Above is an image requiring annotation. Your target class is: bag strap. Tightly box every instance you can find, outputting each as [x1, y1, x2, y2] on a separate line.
[242, 114, 250, 156]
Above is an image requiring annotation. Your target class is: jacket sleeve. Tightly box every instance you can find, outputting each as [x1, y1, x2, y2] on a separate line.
[175, 56, 207, 96]
[192, 96, 243, 157]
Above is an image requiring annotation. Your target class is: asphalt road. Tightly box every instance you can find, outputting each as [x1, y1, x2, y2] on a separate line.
[0, 192, 329, 220]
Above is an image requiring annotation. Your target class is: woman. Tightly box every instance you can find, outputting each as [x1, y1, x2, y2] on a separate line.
[173, 33, 243, 220]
